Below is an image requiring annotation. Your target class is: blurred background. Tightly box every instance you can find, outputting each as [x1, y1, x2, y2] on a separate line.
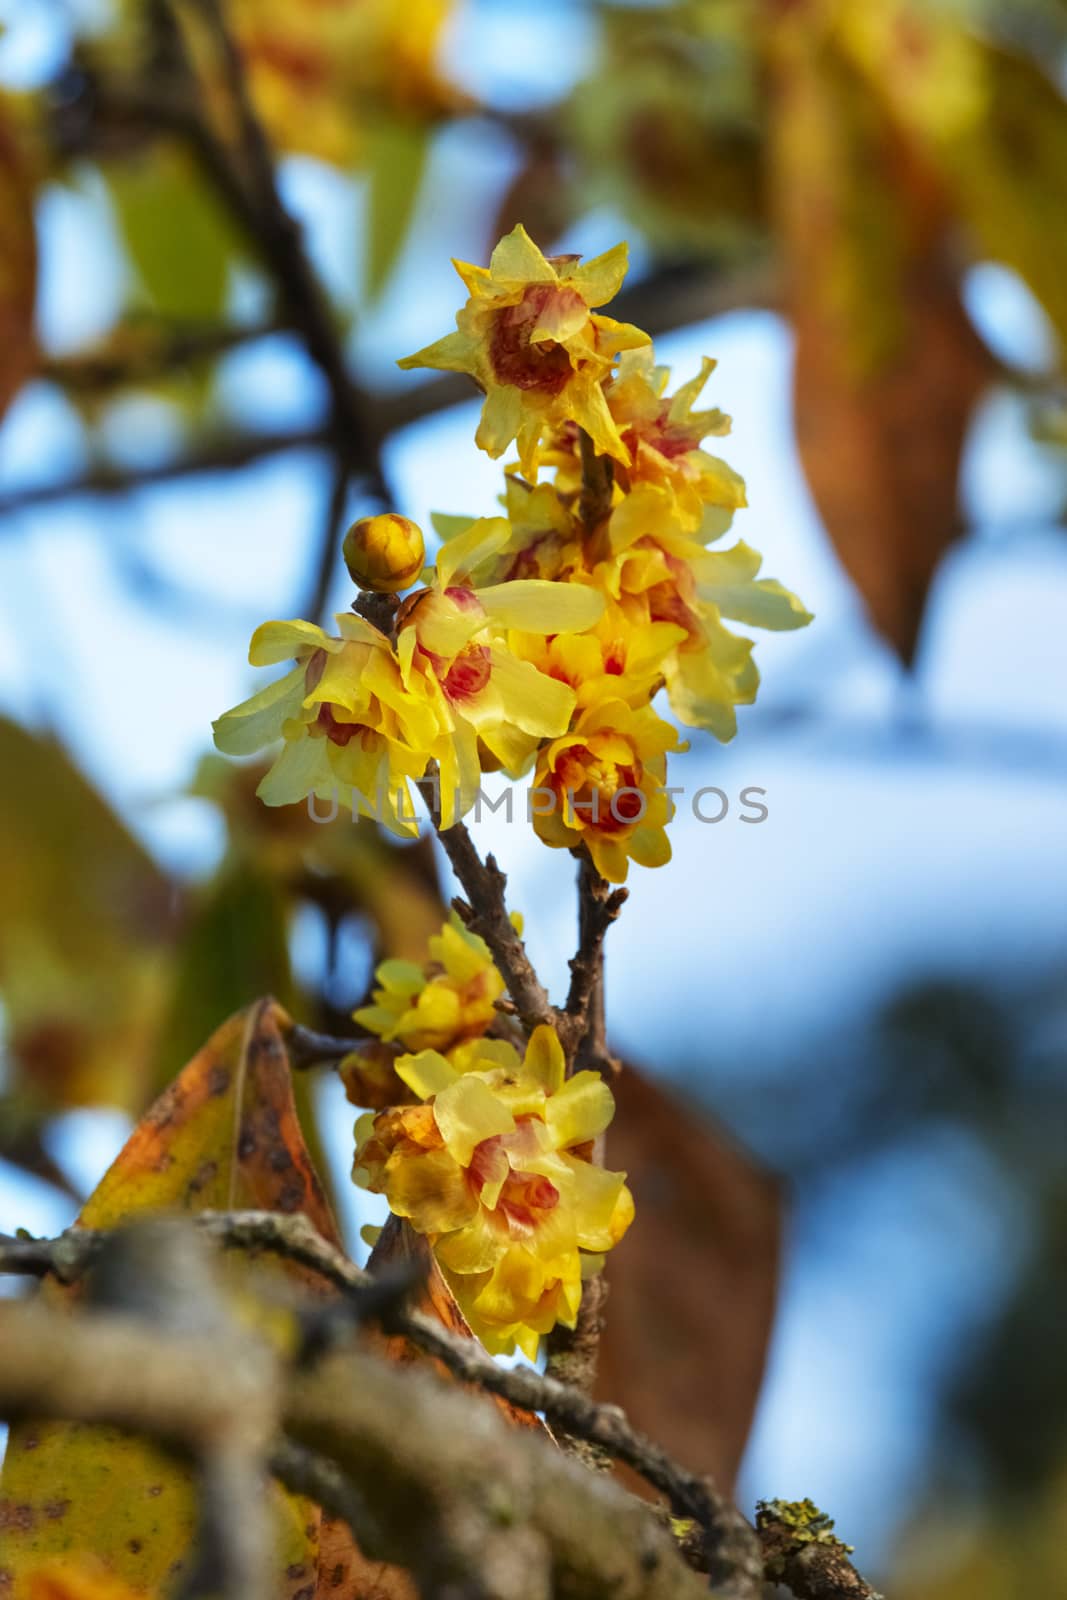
[1, 1, 1067, 1592]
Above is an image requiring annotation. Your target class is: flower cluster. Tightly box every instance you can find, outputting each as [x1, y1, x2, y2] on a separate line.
[215, 224, 810, 881]
[353, 917, 633, 1358]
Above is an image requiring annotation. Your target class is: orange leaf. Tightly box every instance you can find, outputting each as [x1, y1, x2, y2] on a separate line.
[767, 15, 991, 663]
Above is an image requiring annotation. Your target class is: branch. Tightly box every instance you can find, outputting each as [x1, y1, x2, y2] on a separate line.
[0, 426, 331, 517]
[167, 0, 387, 497]
[41, 320, 283, 394]
[421, 780, 557, 1035]
[285, 1345, 718, 1600]
[757, 1502, 884, 1600]
[0, 1290, 715, 1600]
[284, 1022, 373, 1067]
[0, 1214, 880, 1600]
[0, 1214, 735, 1546]
[565, 851, 627, 1069]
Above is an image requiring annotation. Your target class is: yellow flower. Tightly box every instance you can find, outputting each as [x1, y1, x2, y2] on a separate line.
[545, 347, 746, 535]
[511, 600, 687, 715]
[212, 613, 441, 834]
[353, 1025, 633, 1358]
[532, 698, 683, 883]
[354, 911, 505, 1053]
[597, 483, 812, 741]
[394, 575, 604, 820]
[429, 477, 583, 591]
[398, 225, 649, 477]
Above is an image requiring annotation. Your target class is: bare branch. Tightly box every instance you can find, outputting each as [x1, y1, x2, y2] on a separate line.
[0, 427, 331, 518]
[0, 1214, 880, 1599]
[565, 851, 627, 1069]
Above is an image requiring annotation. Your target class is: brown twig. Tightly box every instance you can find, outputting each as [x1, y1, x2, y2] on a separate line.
[565, 851, 627, 1070]
[173, 0, 387, 493]
[282, 1022, 372, 1067]
[41, 320, 283, 394]
[303, 457, 352, 622]
[417, 773, 557, 1035]
[0, 427, 331, 517]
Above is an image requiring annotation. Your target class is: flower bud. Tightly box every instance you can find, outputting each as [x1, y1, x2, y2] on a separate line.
[343, 513, 425, 593]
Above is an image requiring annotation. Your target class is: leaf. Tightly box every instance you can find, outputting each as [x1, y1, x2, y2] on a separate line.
[0, 717, 174, 1113]
[363, 118, 429, 302]
[767, 13, 991, 663]
[0, 1001, 342, 1598]
[105, 144, 241, 320]
[841, 3, 1067, 354]
[596, 1065, 781, 1496]
[0, 97, 37, 423]
[153, 865, 295, 1092]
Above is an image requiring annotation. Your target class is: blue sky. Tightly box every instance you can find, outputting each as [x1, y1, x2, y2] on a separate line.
[2, 0, 1067, 1576]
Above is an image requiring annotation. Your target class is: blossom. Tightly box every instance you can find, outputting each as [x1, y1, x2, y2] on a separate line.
[545, 347, 746, 535]
[398, 225, 649, 476]
[597, 483, 812, 741]
[354, 911, 506, 1054]
[212, 614, 441, 835]
[395, 575, 604, 820]
[353, 1025, 633, 1357]
[531, 698, 682, 883]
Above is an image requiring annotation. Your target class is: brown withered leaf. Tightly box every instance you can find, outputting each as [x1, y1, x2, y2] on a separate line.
[0, 98, 37, 423]
[596, 1065, 781, 1497]
[368, 1215, 548, 1435]
[0, 1001, 394, 1600]
[767, 15, 991, 664]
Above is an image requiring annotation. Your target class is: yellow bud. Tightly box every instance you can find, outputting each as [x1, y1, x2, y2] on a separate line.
[343, 513, 426, 593]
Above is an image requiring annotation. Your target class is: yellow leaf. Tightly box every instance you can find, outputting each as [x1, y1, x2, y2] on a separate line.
[0, 1002, 339, 1599]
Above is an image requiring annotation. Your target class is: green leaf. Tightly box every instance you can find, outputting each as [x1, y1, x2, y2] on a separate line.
[106, 144, 241, 320]
[363, 118, 430, 302]
[0, 717, 173, 1112]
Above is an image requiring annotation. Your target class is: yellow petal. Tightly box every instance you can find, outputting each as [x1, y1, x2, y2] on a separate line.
[256, 734, 333, 807]
[487, 647, 575, 737]
[433, 1074, 515, 1166]
[545, 1070, 615, 1148]
[568, 240, 629, 306]
[397, 329, 479, 374]
[396, 1048, 460, 1100]
[524, 1025, 565, 1094]
[435, 1206, 509, 1275]
[476, 383, 525, 458]
[435, 516, 511, 590]
[212, 664, 307, 756]
[385, 1148, 477, 1233]
[249, 619, 335, 666]
[375, 959, 425, 996]
[557, 1155, 631, 1251]
[477, 579, 603, 634]
[489, 223, 556, 285]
